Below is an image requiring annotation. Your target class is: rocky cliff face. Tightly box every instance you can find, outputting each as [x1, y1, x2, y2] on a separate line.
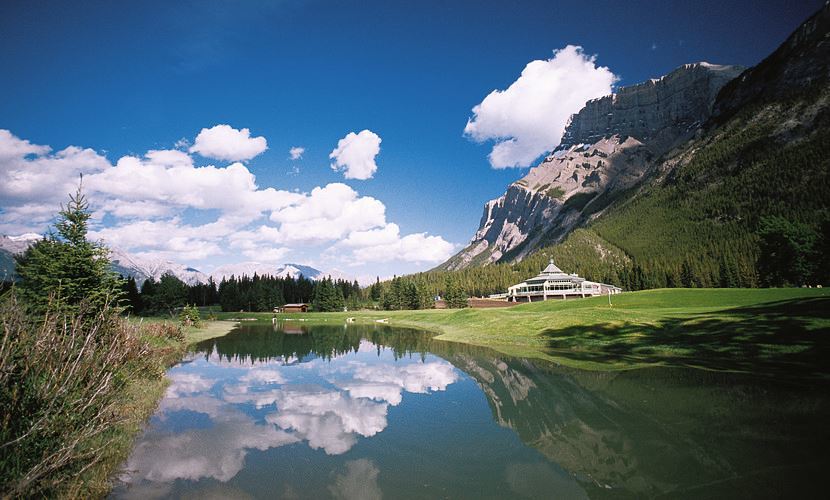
[441, 63, 742, 270]
[562, 63, 743, 153]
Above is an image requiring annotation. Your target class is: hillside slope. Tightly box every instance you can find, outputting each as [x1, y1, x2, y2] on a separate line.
[438, 3, 830, 291]
[588, 3, 830, 287]
[442, 62, 743, 270]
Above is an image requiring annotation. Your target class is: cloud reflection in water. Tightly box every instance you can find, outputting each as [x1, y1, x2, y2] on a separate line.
[116, 339, 459, 493]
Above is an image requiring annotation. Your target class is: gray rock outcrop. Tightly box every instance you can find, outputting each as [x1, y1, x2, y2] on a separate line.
[441, 63, 742, 270]
[561, 63, 743, 154]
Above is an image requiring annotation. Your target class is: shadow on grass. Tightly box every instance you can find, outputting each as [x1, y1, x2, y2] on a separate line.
[541, 297, 830, 378]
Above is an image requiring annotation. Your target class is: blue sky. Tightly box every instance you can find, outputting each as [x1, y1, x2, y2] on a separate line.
[0, 0, 823, 282]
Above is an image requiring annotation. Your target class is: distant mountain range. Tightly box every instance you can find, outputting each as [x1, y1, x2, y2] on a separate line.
[437, 3, 830, 287]
[209, 262, 327, 282]
[0, 236, 338, 286]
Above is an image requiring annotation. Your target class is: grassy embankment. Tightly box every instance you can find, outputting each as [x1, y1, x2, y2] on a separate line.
[75, 318, 237, 497]
[0, 304, 238, 499]
[84, 319, 239, 497]
[129, 315, 239, 344]
[218, 288, 830, 375]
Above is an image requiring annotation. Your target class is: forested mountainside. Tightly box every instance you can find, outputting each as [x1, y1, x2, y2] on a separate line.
[442, 62, 743, 270]
[430, 3, 830, 293]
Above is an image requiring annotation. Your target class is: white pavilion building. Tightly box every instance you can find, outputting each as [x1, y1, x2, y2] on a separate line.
[501, 260, 622, 302]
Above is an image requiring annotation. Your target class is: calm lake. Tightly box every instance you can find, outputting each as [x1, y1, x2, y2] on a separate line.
[111, 322, 829, 499]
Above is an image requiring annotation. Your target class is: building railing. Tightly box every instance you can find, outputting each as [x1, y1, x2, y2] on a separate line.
[511, 289, 597, 296]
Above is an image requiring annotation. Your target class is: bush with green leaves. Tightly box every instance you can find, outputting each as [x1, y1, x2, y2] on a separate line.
[178, 304, 201, 327]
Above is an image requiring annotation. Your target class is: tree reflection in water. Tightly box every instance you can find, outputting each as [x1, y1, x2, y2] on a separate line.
[111, 323, 829, 499]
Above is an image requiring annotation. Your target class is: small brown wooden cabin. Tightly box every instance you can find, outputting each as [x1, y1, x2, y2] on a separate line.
[279, 303, 309, 313]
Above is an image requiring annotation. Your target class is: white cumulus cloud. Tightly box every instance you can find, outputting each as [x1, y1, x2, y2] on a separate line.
[189, 124, 268, 162]
[289, 146, 305, 160]
[270, 183, 387, 244]
[0, 129, 456, 274]
[329, 130, 381, 180]
[464, 45, 617, 168]
[334, 223, 456, 265]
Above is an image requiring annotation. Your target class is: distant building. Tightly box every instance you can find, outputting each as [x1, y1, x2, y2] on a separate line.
[501, 260, 621, 302]
[279, 303, 309, 313]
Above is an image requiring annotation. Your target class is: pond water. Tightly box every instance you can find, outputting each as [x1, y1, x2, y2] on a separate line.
[112, 322, 829, 499]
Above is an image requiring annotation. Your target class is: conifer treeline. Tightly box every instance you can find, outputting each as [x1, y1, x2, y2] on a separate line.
[390, 213, 828, 299]
[120, 273, 361, 314]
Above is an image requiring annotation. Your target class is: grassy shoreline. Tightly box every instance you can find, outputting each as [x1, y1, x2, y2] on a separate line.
[217, 288, 830, 374]
[81, 319, 239, 497]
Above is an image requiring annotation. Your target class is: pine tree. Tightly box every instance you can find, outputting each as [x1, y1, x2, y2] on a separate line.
[332, 283, 346, 312]
[121, 276, 142, 313]
[140, 277, 158, 313]
[444, 275, 467, 309]
[416, 280, 433, 309]
[680, 260, 695, 288]
[757, 216, 817, 286]
[15, 184, 120, 315]
[155, 274, 188, 316]
[369, 276, 383, 302]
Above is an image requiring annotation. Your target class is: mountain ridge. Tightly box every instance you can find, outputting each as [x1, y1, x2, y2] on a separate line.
[0, 236, 335, 286]
[441, 61, 744, 270]
[434, 2, 830, 291]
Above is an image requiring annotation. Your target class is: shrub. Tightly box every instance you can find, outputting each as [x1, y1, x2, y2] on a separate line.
[178, 304, 201, 328]
[546, 186, 566, 200]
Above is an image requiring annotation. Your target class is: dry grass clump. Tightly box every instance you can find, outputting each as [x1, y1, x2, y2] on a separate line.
[141, 321, 185, 342]
[0, 294, 163, 498]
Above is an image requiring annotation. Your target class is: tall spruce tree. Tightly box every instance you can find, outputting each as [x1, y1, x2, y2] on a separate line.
[155, 274, 188, 316]
[121, 276, 142, 313]
[15, 184, 120, 315]
[443, 275, 467, 309]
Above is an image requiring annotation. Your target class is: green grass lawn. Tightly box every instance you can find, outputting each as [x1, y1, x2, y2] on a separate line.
[214, 288, 830, 375]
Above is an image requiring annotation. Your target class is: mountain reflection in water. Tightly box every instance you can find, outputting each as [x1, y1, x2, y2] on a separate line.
[111, 322, 829, 499]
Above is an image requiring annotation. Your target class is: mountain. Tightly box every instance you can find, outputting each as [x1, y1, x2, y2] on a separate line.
[0, 237, 332, 287]
[0, 233, 42, 254]
[713, 3, 830, 121]
[438, 3, 830, 289]
[0, 248, 17, 281]
[108, 247, 210, 286]
[1, 240, 212, 286]
[0, 234, 42, 281]
[442, 62, 744, 270]
[209, 262, 324, 281]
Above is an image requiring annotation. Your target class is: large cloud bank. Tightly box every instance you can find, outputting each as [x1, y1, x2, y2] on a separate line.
[464, 45, 617, 168]
[0, 126, 455, 269]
